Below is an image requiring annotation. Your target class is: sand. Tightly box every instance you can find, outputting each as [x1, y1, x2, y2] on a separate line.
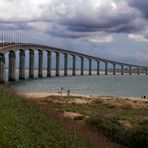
[18, 92, 93, 99]
[63, 112, 84, 119]
[18, 92, 148, 102]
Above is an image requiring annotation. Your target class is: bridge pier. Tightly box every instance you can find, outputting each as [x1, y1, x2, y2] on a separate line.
[97, 61, 100, 75]
[121, 65, 124, 75]
[89, 59, 92, 75]
[72, 55, 76, 76]
[56, 52, 60, 76]
[146, 68, 148, 75]
[113, 64, 116, 75]
[64, 53, 68, 76]
[9, 51, 16, 81]
[0, 53, 5, 84]
[137, 67, 140, 75]
[29, 50, 34, 78]
[81, 57, 84, 75]
[19, 50, 25, 80]
[38, 50, 43, 77]
[105, 62, 108, 75]
[47, 51, 51, 77]
[129, 66, 132, 75]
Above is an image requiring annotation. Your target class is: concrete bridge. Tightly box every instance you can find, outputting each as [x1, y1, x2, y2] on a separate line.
[0, 42, 148, 84]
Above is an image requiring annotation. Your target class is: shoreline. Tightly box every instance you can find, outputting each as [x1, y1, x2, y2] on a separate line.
[18, 92, 93, 99]
[17, 92, 148, 101]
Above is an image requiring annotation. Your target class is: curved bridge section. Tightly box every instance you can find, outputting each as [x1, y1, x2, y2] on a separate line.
[0, 43, 148, 83]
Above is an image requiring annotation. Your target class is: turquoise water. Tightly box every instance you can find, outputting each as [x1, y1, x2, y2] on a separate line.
[10, 70, 148, 97]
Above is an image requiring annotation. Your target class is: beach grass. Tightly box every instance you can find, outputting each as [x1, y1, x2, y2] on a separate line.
[0, 86, 92, 147]
[39, 95, 148, 148]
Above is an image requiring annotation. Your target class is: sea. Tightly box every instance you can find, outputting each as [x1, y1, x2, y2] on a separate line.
[8, 70, 148, 97]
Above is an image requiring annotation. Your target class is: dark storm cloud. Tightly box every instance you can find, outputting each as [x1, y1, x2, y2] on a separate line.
[65, 19, 142, 34]
[45, 0, 145, 39]
[129, 0, 148, 19]
[0, 0, 148, 42]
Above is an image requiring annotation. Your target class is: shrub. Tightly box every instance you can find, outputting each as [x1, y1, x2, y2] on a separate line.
[73, 115, 85, 120]
[126, 121, 148, 148]
[87, 116, 128, 141]
[86, 115, 144, 147]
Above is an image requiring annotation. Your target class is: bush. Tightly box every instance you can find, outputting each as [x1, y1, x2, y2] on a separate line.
[86, 116, 128, 143]
[73, 115, 85, 120]
[127, 121, 148, 148]
[86, 116, 148, 147]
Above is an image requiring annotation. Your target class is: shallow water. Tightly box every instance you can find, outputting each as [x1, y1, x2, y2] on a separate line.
[10, 70, 148, 97]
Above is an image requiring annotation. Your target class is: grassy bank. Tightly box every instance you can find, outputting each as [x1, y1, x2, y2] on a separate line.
[38, 95, 148, 148]
[0, 86, 91, 147]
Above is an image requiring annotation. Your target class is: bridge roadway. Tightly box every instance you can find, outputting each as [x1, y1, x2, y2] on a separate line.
[0, 43, 148, 83]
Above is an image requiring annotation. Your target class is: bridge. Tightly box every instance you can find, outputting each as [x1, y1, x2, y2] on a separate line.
[0, 30, 148, 84]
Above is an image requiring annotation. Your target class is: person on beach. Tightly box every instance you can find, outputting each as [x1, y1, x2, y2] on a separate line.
[67, 89, 70, 97]
[61, 87, 63, 96]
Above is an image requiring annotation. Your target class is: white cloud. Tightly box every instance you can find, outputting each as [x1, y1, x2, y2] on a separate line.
[0, 0, 52, 21]
[86, 34, 114, 43]
[128, 34, 148, 42]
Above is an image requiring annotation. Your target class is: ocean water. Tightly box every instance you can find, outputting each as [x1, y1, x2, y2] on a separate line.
[9, 70, 148, 97]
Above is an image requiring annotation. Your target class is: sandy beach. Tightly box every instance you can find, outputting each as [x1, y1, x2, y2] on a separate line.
[17, 92, 148, 102]
[18, 92, 93, 99]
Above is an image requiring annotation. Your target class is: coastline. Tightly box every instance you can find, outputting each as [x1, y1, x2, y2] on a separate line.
[18, 92, 93, 99]
[17, 92, 148, 102]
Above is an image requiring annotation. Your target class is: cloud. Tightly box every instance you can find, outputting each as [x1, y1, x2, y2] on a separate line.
[85, 33, 114, 43]
[128, 0, 148, 19]
[128, 34, 148, 42]
[49, 0, 140, 36]
[0, 0, 143, 41]
[1, 0, 148, 64]
[40, 0, 146, 44]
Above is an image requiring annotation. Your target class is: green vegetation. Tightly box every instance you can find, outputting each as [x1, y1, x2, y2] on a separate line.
[40, 96, 148, 148]
[0, 86, 92, 147]
[87, 116, 148, 148]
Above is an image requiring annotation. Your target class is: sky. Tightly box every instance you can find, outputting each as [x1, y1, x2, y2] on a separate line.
[0, 0, 148, 66]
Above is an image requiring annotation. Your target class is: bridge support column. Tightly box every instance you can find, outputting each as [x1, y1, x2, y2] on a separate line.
[0, 54, 5, 84]
[105, 62, 108, 75]
[81, 57, 84, 75]
[113, 64, 116, 75]
[19, 50, 25, 80]
[29, 50, 34, 78]
[146, 68, 148, 75]
[121, 65, 124, 75]
[47, 51, 51, 77]
[137, 67, 140, 75]
[129, 66, 132, 75]
[56, 52, 60, 76]
[38, 50, 43, 77]
[72, 55, 76, 76]
[97, 61, 100, 75]
[9, 51, 16, 81]
[89, 59, 92, 75]
[64, 54, 68, 76]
